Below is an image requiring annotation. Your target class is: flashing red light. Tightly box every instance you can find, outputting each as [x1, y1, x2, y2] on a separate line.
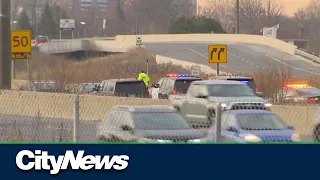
[255, 88, 258, 92]
[172, 88, 177, 94]
[84, 92, 89, 96]
[167, 73, 178, 77]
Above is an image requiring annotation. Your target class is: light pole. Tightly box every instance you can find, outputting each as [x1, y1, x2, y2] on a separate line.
[0, 0, 12, 89]
[80, 21, 86, 38]
[236, 0, 240, 34]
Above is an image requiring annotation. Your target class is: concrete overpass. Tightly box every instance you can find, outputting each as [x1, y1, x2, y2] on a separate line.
[35, 33, 320, 76]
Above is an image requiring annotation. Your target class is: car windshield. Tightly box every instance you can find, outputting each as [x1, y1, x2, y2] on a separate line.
[115, 81, 147, 95]
[227, 78, 256, 90]
[80, 84, 98, 93]
[132, 112, 190, 130]
[175, 79, 201, 94]
[36, 37, 48, 42]
[237, 113, 288, 130]
[296, 88, 320, 96]
[207, 84, 256, 97]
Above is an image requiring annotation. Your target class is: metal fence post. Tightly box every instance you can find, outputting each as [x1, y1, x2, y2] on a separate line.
[73, 94, 80, 142]
[215, 103, 222, 142]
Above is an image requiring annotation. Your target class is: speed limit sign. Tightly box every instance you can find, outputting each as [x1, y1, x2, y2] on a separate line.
[136, 36, 142, 45]
[11, 30, 32, 60]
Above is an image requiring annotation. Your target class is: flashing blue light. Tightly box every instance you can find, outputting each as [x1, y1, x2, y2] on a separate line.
[178, 74, 189, 77]
[240, 80, 249, 83]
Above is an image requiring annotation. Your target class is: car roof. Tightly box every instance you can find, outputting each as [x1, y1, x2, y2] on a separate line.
[111, 105, 176, 113]
[223, 110, 273, 115]
[103, 78, 142, 82]
[192, 80, 245, 85]
[166, 77, 202, 80]
[211, 76, 253, 80]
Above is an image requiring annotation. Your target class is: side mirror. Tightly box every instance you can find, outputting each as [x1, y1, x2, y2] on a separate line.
[152, 83, 160, 88]
[226, 126, 238, 133]
[288, 126, 294, 130]
[121, 125, 133, 132]
[256, 92, 263, 97]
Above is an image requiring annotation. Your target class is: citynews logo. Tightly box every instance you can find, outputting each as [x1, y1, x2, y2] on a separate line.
[16, 150, 129, 175]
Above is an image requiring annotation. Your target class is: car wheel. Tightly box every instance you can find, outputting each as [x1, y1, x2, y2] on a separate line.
[207, 109, 215, 126]
[313, 125, 320, 142]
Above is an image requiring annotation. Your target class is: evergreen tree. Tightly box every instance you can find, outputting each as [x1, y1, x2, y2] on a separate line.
[38, 2, 57, 36]
[169, 16, 226, 34]
[17, 10, 32, 30]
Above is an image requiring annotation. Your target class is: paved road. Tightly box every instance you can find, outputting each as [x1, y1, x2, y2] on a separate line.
[145, 42, 320, 76]
[0, 114, 313, 142]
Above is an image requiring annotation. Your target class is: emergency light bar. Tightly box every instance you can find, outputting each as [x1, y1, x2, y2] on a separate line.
[166, 73, 190, 77]
[286, 84, 310, 88]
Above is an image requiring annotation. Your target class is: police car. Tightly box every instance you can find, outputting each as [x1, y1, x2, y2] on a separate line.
[150, 73, 202, 99]
[209, 76, 263, 97]
[277, 84, 320, 104]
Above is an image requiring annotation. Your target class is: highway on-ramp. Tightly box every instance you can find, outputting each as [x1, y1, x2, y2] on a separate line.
[145, 42, 320, 76]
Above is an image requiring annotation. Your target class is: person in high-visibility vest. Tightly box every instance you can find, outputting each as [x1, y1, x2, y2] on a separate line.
[137, 70, 150, 87]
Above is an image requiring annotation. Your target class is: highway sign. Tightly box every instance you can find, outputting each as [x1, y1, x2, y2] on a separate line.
[11, 30, 32, 60]
[136, 36, 142, 45]
[191, 65, 201, 77]
[208, 44, 227, 63]
[60, 19, 75, 31]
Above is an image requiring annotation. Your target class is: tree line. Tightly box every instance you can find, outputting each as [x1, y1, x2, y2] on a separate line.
[16, 2, 68, 38]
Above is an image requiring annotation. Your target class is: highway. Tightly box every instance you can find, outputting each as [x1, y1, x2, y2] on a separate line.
[145, 42, 320, 76]
[0, 114, 312, 142]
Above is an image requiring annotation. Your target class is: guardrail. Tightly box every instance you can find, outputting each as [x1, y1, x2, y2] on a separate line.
[295, 48, 320, 64]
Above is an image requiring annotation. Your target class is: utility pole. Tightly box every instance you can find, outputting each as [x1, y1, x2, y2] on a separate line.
[0, 0, 12, 89]
[236, 0, 240, 34]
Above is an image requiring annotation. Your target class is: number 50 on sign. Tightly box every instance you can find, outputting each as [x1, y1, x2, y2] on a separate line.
[11, 30, 32, 60]
[208, 44, 227, 63]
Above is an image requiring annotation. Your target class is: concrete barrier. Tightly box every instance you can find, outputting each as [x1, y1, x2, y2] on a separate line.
[115, 34, 297, 55]
[0, 90, 317, 135]
[38, 34, 297, 55]
[295, 49, 320, 63]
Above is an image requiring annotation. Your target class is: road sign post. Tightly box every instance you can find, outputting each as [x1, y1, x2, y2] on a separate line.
[60, 19, 75, 39]
[208, 44, 227, 75]
[11, 30, 32, 79]
[191, 65, 201, 77]
[136, 36, 142, 46]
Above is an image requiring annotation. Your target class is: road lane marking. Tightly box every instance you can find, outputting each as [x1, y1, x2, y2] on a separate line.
[263, 54, 320, 75]
[188, 48, 239, 72]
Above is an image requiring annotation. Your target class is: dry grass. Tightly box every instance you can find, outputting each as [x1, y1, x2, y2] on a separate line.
[15, 48, 201, 89]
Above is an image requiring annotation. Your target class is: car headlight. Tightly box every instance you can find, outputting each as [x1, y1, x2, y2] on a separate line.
[264, 103, 272, 107]
[291, 133, 300, 142]
[188, 139, 201, 143]
[243, 134, 261, 142]
[221, 103, 228, 110]
[157, 139, 172, 143]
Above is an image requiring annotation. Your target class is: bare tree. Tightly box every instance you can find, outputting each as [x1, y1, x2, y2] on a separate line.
[202, 0, 235, 33]
[240, 0, 283, 32]
[301, 0, 320, 53]
[170, 0, 197, 21]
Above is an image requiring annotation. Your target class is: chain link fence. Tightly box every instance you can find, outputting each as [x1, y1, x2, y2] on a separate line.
[0, 90, 319, 143]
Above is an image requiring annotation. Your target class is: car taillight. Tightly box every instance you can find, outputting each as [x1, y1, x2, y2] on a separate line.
[172, 88, 176, 94]
[308, 97, 318, 103]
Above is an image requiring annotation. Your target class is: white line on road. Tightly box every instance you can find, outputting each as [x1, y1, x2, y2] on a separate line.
[263, 54, 320, 75]
[188, 48, 239, 72]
